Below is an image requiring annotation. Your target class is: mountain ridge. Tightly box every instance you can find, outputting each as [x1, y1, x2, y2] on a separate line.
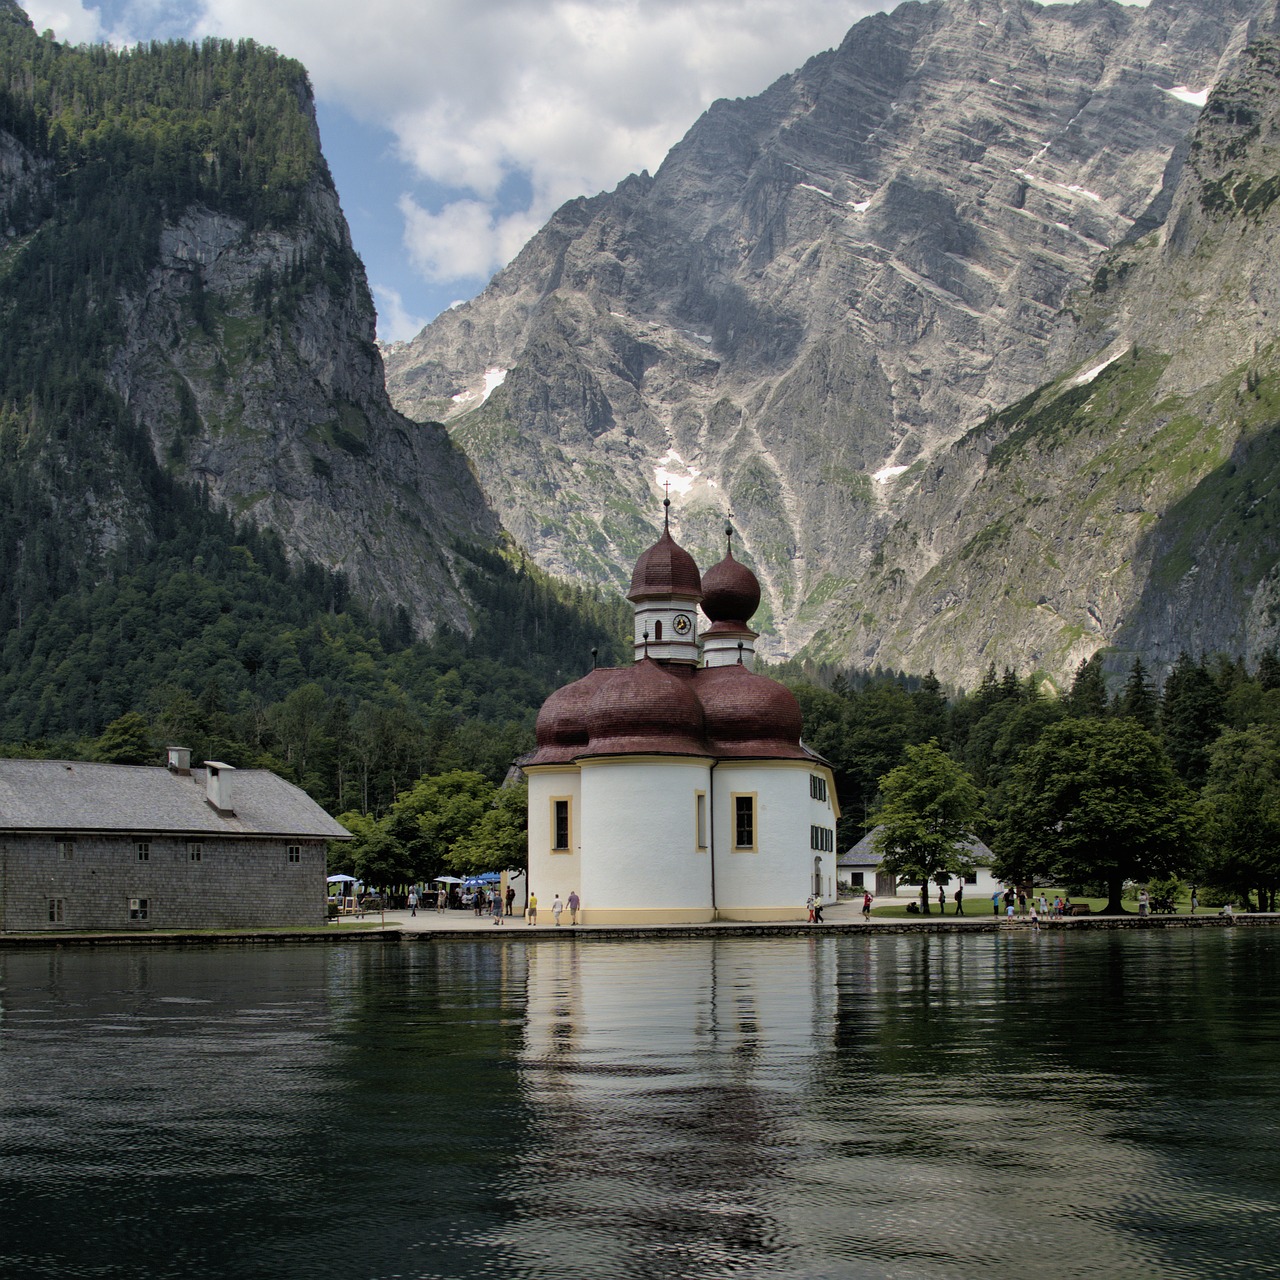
[384, 0, 1280, 687]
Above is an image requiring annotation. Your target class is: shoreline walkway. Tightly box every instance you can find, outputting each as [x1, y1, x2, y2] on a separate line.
[4, 900, 1276, 947]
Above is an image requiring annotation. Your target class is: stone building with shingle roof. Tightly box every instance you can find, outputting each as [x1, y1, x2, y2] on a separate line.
[0, 747, 350, 932]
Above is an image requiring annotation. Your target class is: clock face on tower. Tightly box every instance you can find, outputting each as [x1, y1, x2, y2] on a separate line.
[673, 613, 692, 636]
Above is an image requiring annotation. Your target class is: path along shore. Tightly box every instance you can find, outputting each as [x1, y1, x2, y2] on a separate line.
[2, 899, 1276, 947]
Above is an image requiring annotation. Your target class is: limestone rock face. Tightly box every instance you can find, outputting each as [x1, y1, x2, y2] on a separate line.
[109, 182, 499, 635]
[386, 0, 1277, 678]
[850, 35, 1280, 688]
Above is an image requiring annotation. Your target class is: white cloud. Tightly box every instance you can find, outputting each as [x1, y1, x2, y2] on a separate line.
[369, 283, 427, 345]
[191, 0, 867, 288]
[398, 195, 544, 285]
[21, 0, 102, 42]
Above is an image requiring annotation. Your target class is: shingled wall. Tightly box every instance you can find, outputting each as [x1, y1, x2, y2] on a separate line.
[0, 834, 327, 931]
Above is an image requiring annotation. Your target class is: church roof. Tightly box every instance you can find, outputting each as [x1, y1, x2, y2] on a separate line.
[700, 548, 760, 624]
[527, 504, 820, 767]
[627, 523, 702, 602]
[526, 661, 820, 764]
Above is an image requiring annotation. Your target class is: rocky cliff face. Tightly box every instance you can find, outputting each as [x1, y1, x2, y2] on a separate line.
[862, 34, 1280, 686]
[385, 0, 1279, 680]
[0, 6, 502, 644]
[108, 180, 499, 635]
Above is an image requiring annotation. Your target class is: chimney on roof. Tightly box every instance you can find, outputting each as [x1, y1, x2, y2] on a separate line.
[166, 746, 192, 775]
[204, 761, 236, 815]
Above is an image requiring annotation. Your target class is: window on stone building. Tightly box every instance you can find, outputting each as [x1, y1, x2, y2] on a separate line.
[695, 792, 707, 850]
[551, 798, 571, 852]
[810, 825, 834, 852]
[809, 774, 827, 802]
[849, 872, 864, 889]
[136, 841, 150, 862]
[55, 838, 74, 860]
[733, 794, 756, 850]
[129, 897, 149, 921]
[287, 845, 302, 863]
[188, 842, 202, 862]
[48, 898, 65, 923]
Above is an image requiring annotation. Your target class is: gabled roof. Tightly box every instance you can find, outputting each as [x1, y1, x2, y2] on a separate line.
[840, 825, 993, 868]
[0, 760, 350, 839]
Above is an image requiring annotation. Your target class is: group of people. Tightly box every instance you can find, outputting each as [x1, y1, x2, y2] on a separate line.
[402, 884, 521, 917]
[524, 891, 581, 926]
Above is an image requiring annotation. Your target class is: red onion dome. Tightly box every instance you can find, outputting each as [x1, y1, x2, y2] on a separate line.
[529, 668, 613, 764]
[695, 664, 810, 759]
[582, 658, 708, 756]
[627, 524, 702, 602]
[700, 549, 761, 623]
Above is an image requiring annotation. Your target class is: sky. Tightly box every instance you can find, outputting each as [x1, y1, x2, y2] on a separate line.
[19, 0, 1146, 343]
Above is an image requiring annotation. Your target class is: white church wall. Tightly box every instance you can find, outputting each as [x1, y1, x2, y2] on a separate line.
[712, 762, 834, 920]
[526, 767, 581, 915]
[578, 756, 714, 924]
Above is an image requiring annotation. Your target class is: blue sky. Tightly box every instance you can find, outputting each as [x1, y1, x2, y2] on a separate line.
[20, 0, 1146, 342]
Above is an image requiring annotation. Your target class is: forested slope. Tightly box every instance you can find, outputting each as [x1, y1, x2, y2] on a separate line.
[0, 3, 627, 809]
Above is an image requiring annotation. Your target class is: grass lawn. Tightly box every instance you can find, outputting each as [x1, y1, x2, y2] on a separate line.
[870, 898, 1105, 919]
[865, 888, 1205, 919]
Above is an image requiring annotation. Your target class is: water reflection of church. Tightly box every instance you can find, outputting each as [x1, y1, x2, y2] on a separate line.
[521, 505, 838, 924]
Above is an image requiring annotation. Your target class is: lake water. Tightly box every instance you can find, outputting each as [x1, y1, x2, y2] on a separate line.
[2, 929, 1278, 1279]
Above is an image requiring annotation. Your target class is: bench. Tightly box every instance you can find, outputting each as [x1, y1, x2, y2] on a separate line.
[1066, 903, 1092, 916]
[1149, 897, 1177, 915]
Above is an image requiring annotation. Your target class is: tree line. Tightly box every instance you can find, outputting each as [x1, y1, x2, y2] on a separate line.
[788, 651, 1280, 913]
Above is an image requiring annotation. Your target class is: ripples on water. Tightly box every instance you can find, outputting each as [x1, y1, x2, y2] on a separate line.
[1, 931, 1278, 1279]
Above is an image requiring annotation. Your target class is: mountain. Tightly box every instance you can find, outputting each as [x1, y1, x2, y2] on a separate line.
[384, 0, 1280, 686]
[0, 4, 630, 783]
[0, 1, 497, 643]
[878, 34, 1280, 683]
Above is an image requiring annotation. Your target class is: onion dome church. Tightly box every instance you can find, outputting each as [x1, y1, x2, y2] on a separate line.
[522, 503, 839, 924]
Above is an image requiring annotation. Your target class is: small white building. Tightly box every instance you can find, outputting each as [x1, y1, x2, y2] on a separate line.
[839, 827, 1004, 909]
[522, 507, 838, 924]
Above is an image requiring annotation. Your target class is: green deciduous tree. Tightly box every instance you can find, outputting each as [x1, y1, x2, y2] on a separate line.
[872, 741, 984, 915]
[995, 717, 1198, 913]
[1200, 726, 1280, 911]
[382, 769, 495, 884]
[93, 710, 154, 764]
[449, 784, 528, 875]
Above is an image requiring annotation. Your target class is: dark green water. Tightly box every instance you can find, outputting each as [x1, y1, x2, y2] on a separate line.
[1, 929, 1278, 1279]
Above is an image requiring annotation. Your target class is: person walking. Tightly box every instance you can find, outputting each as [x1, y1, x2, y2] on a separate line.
[566, 890, 580, 925]
[437, 886, 446, 912]
[1190, 887, 1199, 915]
[492, 893, 504, 926]
[527, 891, 538, 926]
[1138, 887, 1150, 917]
[954, 885, 964, 916]
[862, 891, 873, 920]
[1039, 894, 1048, 917]
[505, 885, 516, 916]
[992, 890, 1001, 917]
[407, 889, 418, 918]
[938, 884, 946, 915]
[807, 895, 816, 923]
[551, 894, 564, 926]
